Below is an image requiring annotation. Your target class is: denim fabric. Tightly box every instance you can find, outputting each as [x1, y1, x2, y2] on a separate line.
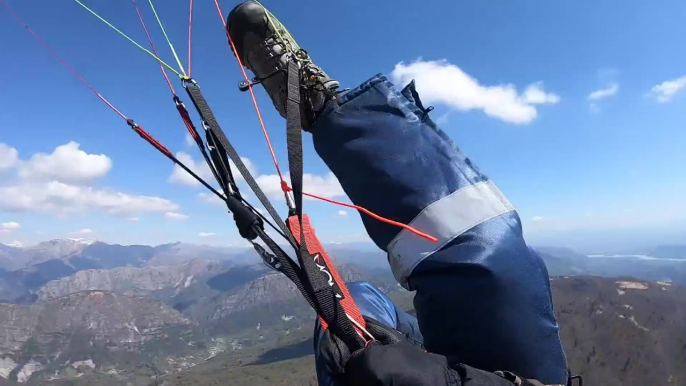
[310, 74, 568, 384]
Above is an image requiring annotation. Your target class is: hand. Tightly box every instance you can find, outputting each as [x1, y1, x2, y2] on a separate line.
[343, 340, 462, 386]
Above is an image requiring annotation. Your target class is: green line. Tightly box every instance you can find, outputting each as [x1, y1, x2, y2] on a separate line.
[72, 0, 183, 78]
[147, 0, 187, 77]
[255, 0, 293, 54]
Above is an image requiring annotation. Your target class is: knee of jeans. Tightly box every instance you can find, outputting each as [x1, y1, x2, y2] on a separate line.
[345, 281, 398, 328]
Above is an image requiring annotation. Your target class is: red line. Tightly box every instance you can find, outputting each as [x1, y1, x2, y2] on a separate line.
[131, 0, 176, 95]
[134, 125, 172, 156]
[187, 0, 193, 77]
[213, 0, 286, 186]
[302, 192, 439, 243]
[176, 103, 200, 141]
[0, 0, 127, 121]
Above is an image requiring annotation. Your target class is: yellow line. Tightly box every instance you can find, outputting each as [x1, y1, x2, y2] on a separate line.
[147, 0, 187, 77]
[72, 0, 183, 77]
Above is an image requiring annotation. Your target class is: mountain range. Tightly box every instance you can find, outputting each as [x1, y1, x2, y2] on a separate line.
[0, 239, 685, 384]
[152, 276, 686, 386]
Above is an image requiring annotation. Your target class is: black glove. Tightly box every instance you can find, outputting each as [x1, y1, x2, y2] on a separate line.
[344, 340, 461, 386]
[322, 317, 545, 386]
[320, 317, 460, 386]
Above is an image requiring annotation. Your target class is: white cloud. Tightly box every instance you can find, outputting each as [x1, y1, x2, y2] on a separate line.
[126, 217, 140, 222]
[176, 151, 345, 202]
[198, 232, 216, 237]
[168, 152, 256, 187]
[168, 152, 212, 187]
[390, 59, 559, 125]
[7, 241, 23, 248]
[337, 210, 348, 217]
[435, 112, 451, 126]
[0, 142, 179, 218]
[301, 173, 346, 198]
[531, 216, 544, 222]
[76, 228, 93, 234]
[523, 82, 560, 104]
[18, 142, 112, 183]
[0, 144, 19, 171]
[0, 181, 178, 215]
[198, 192, 225, 206]
[588, 83, 619, 100]
[647, 76, 686, 103]
[1, 222, 21, 230]
[254, 172, 345, 200]
[165, 212, 189, 221]
[184, 133, 195, 147]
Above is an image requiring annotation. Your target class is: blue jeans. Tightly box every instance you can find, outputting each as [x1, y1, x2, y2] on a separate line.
[310, 74, 568, 385]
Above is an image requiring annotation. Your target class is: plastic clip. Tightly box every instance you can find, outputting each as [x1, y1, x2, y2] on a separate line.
[252, 242, 282, 272]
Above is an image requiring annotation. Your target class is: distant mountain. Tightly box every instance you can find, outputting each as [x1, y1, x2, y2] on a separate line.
[0, 291, 217, 384]
[152, 276, 686, 386]
[0, 244, 28, 271]
[149, 242, 253, 267]
[321, 244, 389, 269]
[35, 259, 224, 302]
[0, 241, 261, 303]
[535, 246, 590, 276]
[181, 263, 396, 335]
[24, 238, 96, 266]
[0, 261, 396, 384]
[0, 269, 32, 304]
[535, 247, 686, 285]
[648, 245, 686, 260]
[554, 277, 686, 385]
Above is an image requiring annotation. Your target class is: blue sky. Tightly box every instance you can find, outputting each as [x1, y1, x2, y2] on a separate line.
[1, 0, 685, 252]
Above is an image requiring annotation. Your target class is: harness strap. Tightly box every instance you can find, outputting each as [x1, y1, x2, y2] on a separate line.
[284, 59, 367, 349]
[183, 80, 293, 244]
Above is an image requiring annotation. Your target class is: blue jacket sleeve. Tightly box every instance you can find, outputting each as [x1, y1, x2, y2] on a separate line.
[310, 74, 568, 384]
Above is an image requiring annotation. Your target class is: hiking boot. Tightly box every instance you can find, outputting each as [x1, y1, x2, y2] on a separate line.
[227, 1, 339, 129]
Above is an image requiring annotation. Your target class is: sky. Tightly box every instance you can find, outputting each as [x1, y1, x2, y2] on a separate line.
[1, 0, 686, 252]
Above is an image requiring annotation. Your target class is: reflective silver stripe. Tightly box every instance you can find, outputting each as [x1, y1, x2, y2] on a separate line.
[387, 180, 515, 288]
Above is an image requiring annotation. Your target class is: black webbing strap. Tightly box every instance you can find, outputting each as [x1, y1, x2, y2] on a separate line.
[206, 127, 240, 196]
[252, 226, 320, 313]
[284, 60, 363, 350]
[183, 80, 294, 244]
[174, 97, 232, 195]
[181, 74, 362, 351]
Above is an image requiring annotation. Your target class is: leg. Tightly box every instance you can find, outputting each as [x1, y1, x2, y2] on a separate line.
[313, 281, 422, 386]
[226, 3, 566, 383]
[310, 75, 568, 384]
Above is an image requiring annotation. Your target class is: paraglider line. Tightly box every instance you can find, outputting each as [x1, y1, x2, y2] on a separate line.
[131, 0, 176, 95]
[215, 0, 438, 242]
[301, 192, 439, 243]
[147, 0, 187, 77]
[214, 0, 286, 187]
[0, 0, 127, 120]
[72, 0, 184, 78]
[1, 0, 232, 214]
[187, 0, 194, 77]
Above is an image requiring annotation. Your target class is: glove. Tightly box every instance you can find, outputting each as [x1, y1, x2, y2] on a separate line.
[320, 317, 460, 386]
[321, 317, 547, 386]
[343, 342, 549, 386]
[343, 340, 462, 386]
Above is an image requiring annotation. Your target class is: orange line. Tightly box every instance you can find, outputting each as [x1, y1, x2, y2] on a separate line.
[302, 192, 439, 243]
[213, 0, 286, 184]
